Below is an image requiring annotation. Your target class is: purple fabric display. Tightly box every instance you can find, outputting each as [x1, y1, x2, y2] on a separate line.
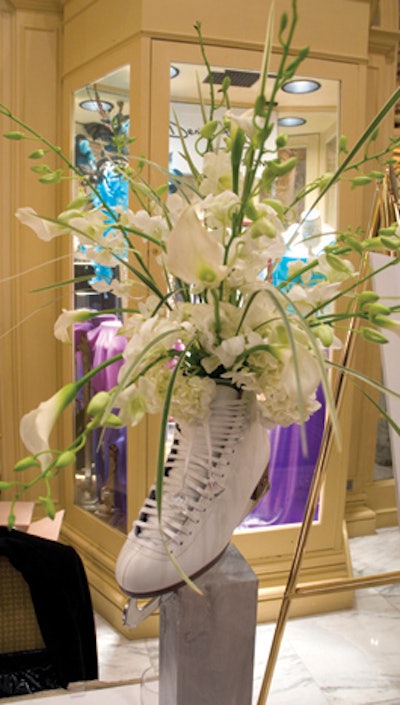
[241, 385, 325, 528]
[74, 316, 127, 519]
[88, 320, 127, 517]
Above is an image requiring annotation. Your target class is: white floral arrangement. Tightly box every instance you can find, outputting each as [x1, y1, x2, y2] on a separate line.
[1, 1, 400, 523]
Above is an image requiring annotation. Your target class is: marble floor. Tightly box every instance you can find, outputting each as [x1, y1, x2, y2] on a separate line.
[95, 526, 400, 705]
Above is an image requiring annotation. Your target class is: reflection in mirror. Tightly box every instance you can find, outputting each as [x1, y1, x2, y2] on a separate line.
[169, 61, 339, 528]
[72, 66, 130, 531]
[374, 394, 393, 481]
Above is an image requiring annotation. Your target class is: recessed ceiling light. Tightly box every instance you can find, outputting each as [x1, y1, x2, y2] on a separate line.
[79, 99, 113, 112]
[281, 79, 321, 94]
[278, 116, 306, 127]
[170, 65, 180, 79]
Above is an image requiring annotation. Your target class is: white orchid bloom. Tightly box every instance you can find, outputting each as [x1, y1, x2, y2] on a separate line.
[213, 335, 246, 369]
[199, 152, 233, 196]
[289, 280, 342, 314]
[166, 206, 228, 289]
[123, 208, 168, 240]
[201, 354, 221, 375]
[54, 308, 95, 343]
[165, 193, 189, 224]
[16, 207, 73, 241]
[202, 190, 241, 229]
[225, 108, 263, 140]
[68, 209, 108, 247]
[89, 279, 112, 293]
[110, 278, 134, 298]
[318, 252, 355, 283]
[20, 382, 79, 467]
[115, 384, 148, 426]
[279, 346, 321, 401]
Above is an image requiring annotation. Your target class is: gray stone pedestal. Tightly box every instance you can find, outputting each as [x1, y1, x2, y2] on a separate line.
[159, 544, 258, 705]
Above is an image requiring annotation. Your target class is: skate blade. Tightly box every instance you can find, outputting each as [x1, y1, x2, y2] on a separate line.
[123, 595, 162, 627]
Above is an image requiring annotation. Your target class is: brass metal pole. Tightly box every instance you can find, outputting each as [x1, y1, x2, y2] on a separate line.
[256, 182, 391, 705]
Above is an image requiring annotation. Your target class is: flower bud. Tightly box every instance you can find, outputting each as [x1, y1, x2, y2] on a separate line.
[325, 253, 352, 274]
[103, 413, 123, 428]
[350, 175, 373, 188]
[28, 149, 46, 159]
[369, 170, 385, 180]
[0, 481, 13, 490]
[314, 324, 334, 347]
[318, 172, 335, 190]
[13, 456, 41, 472]
[380, 235, 400, 251]
[356, 291, 379, 310]
[3, 131, 26, 140]
[39, 496, 56, 519]
[231, 127, 246, 171]
[200, 120, 218, 140]
[55, 451, 76, 469]
[39, 169, 63, 184]
[361, 327, 389, 344]
[31, 164, 52, 174]
[338, 135, 348, 153]
[87, 391, 111, 417]
[276, 133, 288, 149]
[366, 302, 391, 322]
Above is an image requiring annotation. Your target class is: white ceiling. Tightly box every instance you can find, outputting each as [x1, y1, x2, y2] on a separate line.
[74, 61, 338, 140]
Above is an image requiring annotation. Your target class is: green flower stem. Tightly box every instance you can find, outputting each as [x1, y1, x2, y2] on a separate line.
[305, 86, 400, 216]
[235, 290, 264, 335]
[327, 359, 400, 403]
[29, 211, 163, 300]
[31, 274, 95, 293]
[211, 289, 222, 341]
[103, 327, 185, 419]
[1, 104, 165, 300]
[305, 254, 400, 320]
[6, 353, 128, 524]
[118, 224, 165, 251]
[268, 284, 341, 446]
[194, 23, 216, 127]
[0, 104, 119, 224]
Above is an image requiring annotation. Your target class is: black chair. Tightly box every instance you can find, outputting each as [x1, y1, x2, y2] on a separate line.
[0, 528, 98, 698]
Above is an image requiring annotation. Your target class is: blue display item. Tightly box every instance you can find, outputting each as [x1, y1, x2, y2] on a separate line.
[93, 158, 129, 210]
[272, 254, 324, 291]
[75, 134, 97, 179]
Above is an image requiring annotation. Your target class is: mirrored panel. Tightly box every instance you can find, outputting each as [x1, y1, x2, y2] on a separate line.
[72, 66, 130, 531]
[169, 61, 340, 529]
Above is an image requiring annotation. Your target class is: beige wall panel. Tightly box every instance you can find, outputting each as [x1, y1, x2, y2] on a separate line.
[63, 0, 371, 78]
[0, 7, 62, 506]
[141, 0, 370, 60]
[62, 0, 141, 76]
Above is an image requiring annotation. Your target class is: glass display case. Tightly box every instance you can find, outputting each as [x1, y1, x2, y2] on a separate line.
[71, 66, 130, 532]
[58, 0, 399, 638]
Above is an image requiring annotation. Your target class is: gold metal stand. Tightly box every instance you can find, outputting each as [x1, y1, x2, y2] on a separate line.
[257, 176, 400, 705]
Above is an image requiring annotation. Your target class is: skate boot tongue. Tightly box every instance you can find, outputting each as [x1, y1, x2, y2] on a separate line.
[135, 385, 244, 539]
[212, 383, 240, 402]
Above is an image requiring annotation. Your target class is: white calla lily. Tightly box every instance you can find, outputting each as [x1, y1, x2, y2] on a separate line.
[20, 382, 79, 466]
[166, 207, 228, 288]
[54, 308, 95, 343]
